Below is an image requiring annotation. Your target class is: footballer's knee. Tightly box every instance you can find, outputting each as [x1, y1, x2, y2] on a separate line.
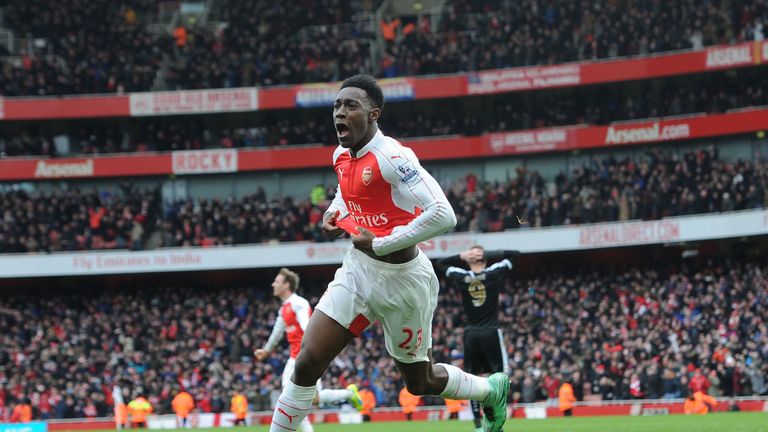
[405, 381, 430, 396]
[405, 375, 442, 396]
[293, 348, 326, 385]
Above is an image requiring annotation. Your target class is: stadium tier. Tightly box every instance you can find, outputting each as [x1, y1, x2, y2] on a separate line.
[1, 66, 768, 157]
[0, 253, 766, 419]
[0, 146, 766, 254]
[0, 0, 764, 95]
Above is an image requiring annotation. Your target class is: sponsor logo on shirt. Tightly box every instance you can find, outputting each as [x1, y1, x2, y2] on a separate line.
[396, 161, 419, 183]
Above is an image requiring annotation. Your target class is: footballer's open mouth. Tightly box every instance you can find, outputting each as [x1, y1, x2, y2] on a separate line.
[336, 123, 350, 139]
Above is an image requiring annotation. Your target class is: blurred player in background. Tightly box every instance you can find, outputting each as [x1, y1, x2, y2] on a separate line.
[267, 74, 509, 432]
[254, 268, 364, 432]
[437, 246, 518, 432]
[112, 383, 127, 430]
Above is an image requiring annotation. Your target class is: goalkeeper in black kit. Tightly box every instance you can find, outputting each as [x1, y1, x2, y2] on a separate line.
[437, 245, 519, 432]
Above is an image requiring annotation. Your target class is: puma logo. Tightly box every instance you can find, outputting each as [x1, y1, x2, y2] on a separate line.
[277, 408, 298, 424]
[391, 155, 402, 159]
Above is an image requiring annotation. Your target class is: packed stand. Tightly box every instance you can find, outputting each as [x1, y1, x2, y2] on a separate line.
[448, 147, 768, 232]
[0, 0, 162, 96]
[1, 147, 767, 254]
[2, 67, 766, 157]
[140, 147, 768, 247]
[0, 257, 766, 420]
[0, 0, 378, 96]
[379, 0, 767, 77]
[0, 183, 159, 254]
[1, 0, 766, 96]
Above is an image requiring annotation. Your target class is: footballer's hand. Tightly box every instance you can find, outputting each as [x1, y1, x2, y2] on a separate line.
[322, 210, 345, 239]
[253, 348, 269, 361]
[351, 226, 375, 252]
[460, 248, 483, 263]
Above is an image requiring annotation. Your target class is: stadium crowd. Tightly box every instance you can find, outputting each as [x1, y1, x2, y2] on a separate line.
[1, 147, 766, 254]
[0, 257, 765, 420]
[2, 66, 767, 157]
[381, 0, 767, 77]
[0, 183, 159, 254]
[1, 0, 765, 96]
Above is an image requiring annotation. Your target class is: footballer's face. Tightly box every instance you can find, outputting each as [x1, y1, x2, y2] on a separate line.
[272, 274, 289, 298]
[334, 87, 380, 151]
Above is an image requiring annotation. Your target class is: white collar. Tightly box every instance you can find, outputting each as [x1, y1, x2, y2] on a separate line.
[350, 129, 384, 158]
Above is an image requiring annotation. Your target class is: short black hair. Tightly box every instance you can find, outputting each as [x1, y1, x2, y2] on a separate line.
[340, 74, 384, 109]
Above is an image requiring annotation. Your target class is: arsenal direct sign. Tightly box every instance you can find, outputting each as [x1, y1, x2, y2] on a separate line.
[130, 88, 258, 116]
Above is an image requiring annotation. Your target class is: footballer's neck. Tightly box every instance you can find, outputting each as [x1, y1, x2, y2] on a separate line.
[350, 124, 379, 157]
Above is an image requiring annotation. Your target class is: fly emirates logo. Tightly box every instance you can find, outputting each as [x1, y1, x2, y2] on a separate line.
[347, 200, 389, 227]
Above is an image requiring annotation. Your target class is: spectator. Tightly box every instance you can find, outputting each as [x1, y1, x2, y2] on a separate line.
[690, 369, 711, 394]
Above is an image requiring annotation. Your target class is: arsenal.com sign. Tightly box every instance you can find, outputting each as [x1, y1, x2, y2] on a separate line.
[172, 149, 238, 175]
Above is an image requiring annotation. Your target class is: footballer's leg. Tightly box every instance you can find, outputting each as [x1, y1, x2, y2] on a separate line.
[269, 311, 354, 432]
[379, 255, 509, 432]
[394, 354, 509, 432]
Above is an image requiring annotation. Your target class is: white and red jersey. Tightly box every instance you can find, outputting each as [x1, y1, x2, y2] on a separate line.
[263, 293, 311, 359]
[327, 129, 456, 256]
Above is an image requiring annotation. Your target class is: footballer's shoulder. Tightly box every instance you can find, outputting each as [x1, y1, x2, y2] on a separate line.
[374, 133, 417, 161]
[293, 294, 310, 307]
[332, 145, 348, 163]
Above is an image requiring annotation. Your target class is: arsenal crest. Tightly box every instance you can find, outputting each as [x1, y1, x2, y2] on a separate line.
[362, 166, 372, 185]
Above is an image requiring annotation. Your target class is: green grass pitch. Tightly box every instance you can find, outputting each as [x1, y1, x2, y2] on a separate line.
[79, 412, 767, 432]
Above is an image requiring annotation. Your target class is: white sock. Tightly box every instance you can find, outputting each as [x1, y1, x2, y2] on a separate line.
[318, 389, 352, 404]
[436, 363, 491, 401]
[299, 417, 313, 432]
[269, 379, 316, 432]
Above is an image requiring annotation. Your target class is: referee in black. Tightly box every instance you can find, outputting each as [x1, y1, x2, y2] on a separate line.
[437, 245, 518, 432]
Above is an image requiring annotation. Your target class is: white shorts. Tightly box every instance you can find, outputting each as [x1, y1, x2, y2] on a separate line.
[283, 357, 323, 391]
[316, 247, 438, 363]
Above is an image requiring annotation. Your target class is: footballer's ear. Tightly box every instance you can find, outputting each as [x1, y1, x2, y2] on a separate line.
[368, 107, 381, 123]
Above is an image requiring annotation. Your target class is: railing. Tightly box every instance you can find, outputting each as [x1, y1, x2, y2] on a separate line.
[0, 30, 13, 54]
